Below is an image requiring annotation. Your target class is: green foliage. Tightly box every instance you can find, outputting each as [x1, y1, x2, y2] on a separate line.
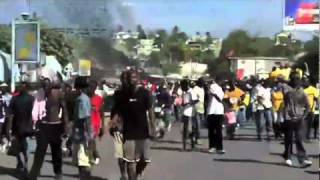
[304, 36, 319, 53]
[137, 25, 147, 39]
[147, 51, 162, 67]
[222, 29, 303, 58]
[161, 63, 180, 75]
[41, 29, 74, 66]
[125, 38, 138, 52]
[0, 25, 11, 53]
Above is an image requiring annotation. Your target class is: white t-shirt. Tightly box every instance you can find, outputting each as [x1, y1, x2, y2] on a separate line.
[207, 83, 224, 115]
[257, 86, 272, 110]
[182, 89, 194, 117]
[193, 86, 205, 114]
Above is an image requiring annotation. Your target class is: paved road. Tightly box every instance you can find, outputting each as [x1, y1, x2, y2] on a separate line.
[0, 122, 318, 180]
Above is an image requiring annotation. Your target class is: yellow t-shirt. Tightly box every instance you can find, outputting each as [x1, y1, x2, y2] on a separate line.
[269, 68, 281, 81]
[272, 91, 284, 112]
[243, 93, 250, 107]
[280, 68, 291, 81]
[304, 86, 320, 112]
[224, 87, 245, 111]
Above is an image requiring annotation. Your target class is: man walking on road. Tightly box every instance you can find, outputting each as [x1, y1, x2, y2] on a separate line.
[112, 70, 156, 180]
[28, 79, 69, 180]
[207, 79, 225, 154]
[283, 74, 312, 167]
[7, 82, 34, 179]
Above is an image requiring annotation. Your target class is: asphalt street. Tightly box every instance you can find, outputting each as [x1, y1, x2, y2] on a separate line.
[0, 122, 318, 180]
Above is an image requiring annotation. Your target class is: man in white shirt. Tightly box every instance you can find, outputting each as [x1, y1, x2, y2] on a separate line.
[255, 80, 273, 141]
[181, 79, 198, 150]
[192, 79, 205, 144]
[207, 80, 225, 154]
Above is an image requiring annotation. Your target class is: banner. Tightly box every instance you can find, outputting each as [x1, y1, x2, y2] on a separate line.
[79, 59, 91, 76]
[14, 21, 40, 63]
[284, 0, 319, 31]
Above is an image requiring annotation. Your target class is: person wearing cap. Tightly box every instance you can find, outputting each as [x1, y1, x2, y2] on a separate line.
[28, 78, 69, 180]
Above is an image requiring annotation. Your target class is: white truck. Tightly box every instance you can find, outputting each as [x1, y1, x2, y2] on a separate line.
[229, 56, 292, 79]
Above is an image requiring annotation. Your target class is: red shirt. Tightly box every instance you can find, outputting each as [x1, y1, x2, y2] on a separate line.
[91, 94, 103, 137]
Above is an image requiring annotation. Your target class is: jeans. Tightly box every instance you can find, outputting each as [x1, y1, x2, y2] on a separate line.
[237, 106, 247, 125]
[273, 111, 284, 139]
[182, 116, 197, 150]
[163, 109, 173, 128]
[283, 120, 308, 163]
[197, 113, 206, 128]
[28, 123, 63, 180]
[192, 114, 200, 141]
[207, 114, 224, 150]
[314, 114, 319, 139]
[255, 108, 273, 139]
[305, 112, 315, 140]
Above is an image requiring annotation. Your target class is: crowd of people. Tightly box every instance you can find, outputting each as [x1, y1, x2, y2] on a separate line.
[0, 64, 318, 180]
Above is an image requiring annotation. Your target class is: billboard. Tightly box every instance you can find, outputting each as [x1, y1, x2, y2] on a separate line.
[284, 0, 319, 31]
[13, 21, 40, 63]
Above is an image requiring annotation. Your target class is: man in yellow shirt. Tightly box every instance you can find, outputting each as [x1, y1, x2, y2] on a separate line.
[269, 67, 281, 81]
[303, 78, 319, 140]
[272, 85, 285, 139]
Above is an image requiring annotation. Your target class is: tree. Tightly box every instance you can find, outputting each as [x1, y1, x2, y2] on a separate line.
[172, 25, 180, 35]
[304, 36, 319, 53]
[137, 24, 147, 39]
[41, 29, 74, 66]
[0, 25, 11, 53]
[147, 51, 162, 67]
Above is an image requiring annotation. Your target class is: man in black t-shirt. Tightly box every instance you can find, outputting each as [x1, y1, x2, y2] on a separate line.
[7, 82, 34, 178]
[112, 70, 156, 180]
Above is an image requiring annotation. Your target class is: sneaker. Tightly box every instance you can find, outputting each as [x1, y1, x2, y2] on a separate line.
[208, 148, 216, 153]
[285, 159, 293, 166]
[302, 159, 312, 166]
[94, 158, 100, 165]
[216, 150, 226, 154]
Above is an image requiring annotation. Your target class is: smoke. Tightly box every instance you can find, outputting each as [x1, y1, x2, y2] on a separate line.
[0, 0, 136, 30]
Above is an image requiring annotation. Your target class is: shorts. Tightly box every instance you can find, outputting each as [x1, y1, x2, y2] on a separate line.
[123, 139, 151, 163]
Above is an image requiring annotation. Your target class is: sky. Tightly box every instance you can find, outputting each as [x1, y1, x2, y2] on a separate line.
[0, 0, 315, 39]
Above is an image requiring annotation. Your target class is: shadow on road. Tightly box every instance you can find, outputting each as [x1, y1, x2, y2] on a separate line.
[40, 173, 108, 180]
[214, 158, 287, 167]
[45, 159, 77, 167]
[151, 146, 213, 154]
[0, 166, 21, 179]
[269, 152, 320, 159]
[304, 170, 320, 175]
[155, 140, 182, 145]
[62, 173, 109, 180]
